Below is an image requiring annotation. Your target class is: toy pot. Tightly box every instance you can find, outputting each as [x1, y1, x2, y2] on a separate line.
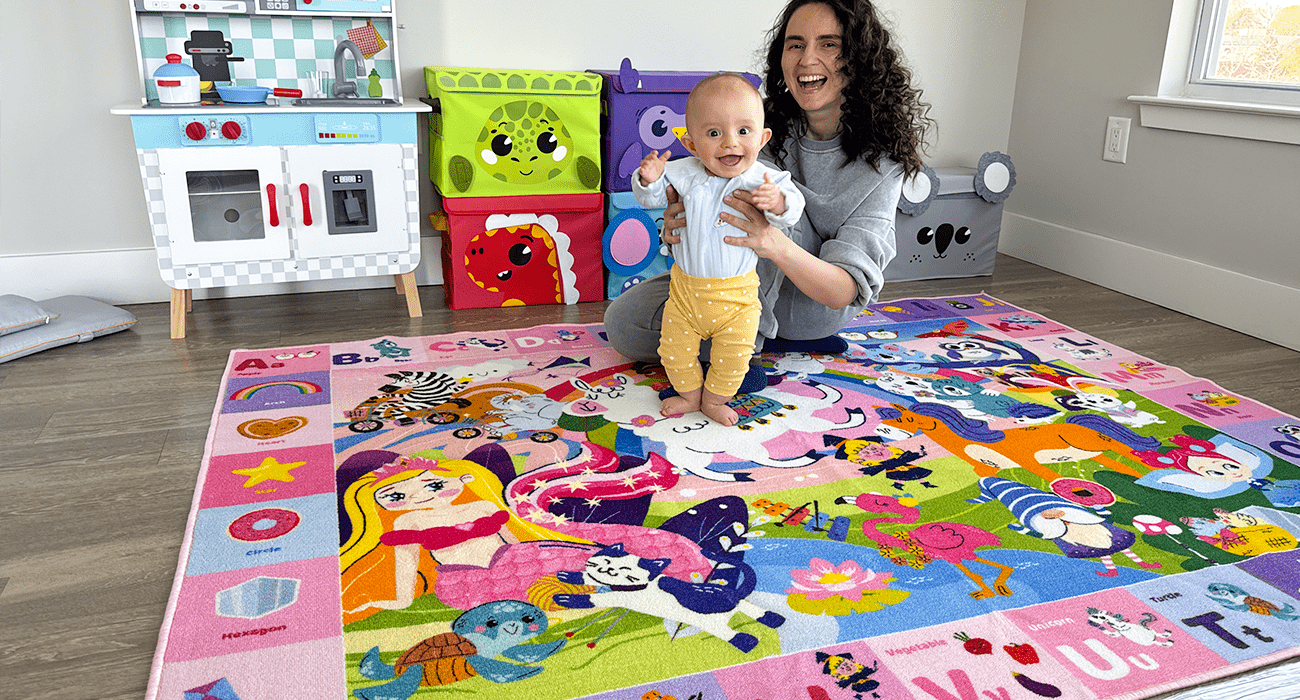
[154, 54, 201, 106]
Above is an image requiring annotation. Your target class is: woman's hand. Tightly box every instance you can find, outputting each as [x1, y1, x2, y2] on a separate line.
[723, 188, 858, 309]
[660, 185, 685, 245]
[719, 189, 793, 260]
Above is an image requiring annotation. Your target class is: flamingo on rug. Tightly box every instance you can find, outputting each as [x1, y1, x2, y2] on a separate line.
[835, 492, 1014, 600]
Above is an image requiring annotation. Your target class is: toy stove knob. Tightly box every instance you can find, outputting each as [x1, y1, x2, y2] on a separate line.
[221, 120, 242, 140]
[185, 121, 208, 141]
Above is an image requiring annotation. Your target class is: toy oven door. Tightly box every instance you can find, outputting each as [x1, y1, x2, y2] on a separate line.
[155, 146, 291, 266]
[285, 144, 408, 259]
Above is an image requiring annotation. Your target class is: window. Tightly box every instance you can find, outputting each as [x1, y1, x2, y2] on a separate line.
[1129, 0, 1300, 144]
[1187, 0, 1300, 106]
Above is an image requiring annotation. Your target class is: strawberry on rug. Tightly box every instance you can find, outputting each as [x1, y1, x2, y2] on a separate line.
[146, 294, 1300, 700]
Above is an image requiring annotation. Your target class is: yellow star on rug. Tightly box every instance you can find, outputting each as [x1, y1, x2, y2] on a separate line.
[232, 456, 306, 487]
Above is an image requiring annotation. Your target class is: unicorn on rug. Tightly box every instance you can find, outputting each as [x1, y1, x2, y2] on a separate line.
[573, 379, 867, 482]
[874, 402, 1160, 483]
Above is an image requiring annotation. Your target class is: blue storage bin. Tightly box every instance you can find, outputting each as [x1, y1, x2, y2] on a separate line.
[602, 191, 674, 299]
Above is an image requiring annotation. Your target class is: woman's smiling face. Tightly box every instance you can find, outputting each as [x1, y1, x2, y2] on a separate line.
[781, 3, 847, 121]
[374, 471, 465, 510]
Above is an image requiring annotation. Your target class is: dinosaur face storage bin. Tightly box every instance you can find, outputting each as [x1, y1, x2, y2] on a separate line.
[590, 59, 762, 192]
[425, 67, 603, 198]
[887, 152, 1016, 282]
[603, 192, 673, 299]
[438, 193, 605, 310]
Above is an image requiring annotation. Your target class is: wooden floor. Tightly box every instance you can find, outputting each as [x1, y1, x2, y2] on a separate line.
[2, 254, 1297, 700]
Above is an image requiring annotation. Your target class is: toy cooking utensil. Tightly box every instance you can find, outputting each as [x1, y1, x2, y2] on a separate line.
[154, 54, 201, 106]
[214, 85, 304, 104]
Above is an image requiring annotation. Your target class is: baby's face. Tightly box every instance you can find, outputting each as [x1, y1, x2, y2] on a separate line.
[683, 78, 771, 178]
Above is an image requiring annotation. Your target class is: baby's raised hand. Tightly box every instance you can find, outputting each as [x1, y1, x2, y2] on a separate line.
[750, 173, 787, 215]
[638, 150, 671, 186]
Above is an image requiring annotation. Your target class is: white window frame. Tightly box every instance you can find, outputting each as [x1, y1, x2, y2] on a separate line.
[1129, 0, 1300, 145]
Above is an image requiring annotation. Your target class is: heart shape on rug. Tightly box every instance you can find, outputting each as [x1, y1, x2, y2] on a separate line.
[237, 416, 308, 440]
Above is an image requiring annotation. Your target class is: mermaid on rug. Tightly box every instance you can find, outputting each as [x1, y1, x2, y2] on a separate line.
[339, 443, 715, 621]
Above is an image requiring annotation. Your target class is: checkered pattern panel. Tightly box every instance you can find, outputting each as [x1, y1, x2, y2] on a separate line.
[140, 148, 419, 290]
[137, 14, 396, 100]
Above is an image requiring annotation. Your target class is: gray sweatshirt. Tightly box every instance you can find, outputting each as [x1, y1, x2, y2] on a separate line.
[755, 134, 902, 340]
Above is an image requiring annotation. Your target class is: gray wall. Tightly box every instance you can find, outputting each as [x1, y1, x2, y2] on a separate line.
[1001, 0, 1299, 350]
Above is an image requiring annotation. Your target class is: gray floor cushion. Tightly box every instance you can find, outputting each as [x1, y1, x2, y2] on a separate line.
[0, 295, 137, 363]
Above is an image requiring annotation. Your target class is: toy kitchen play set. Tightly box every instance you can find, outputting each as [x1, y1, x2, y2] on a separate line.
[112, 0, 430, 338]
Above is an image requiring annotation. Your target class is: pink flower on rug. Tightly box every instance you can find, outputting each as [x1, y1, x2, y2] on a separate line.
[786, 558, 888, 601]
[631, 414, 657, 427]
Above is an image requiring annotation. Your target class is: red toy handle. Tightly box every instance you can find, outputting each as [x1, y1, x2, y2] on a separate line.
[273, 88, 303, 98]
[299, 183, 312, 226]
[266, 183, 279, 227]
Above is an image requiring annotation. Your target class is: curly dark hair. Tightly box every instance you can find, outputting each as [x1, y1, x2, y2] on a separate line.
[761, 0, 934, 177]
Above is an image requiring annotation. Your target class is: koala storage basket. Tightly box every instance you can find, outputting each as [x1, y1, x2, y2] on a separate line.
[434, 192, 606, 310]
[888, 152, 1016, 282]
[425, 67, 603, 198]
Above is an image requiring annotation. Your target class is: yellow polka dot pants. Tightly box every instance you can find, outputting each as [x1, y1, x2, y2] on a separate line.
[658, 265, 761, 397]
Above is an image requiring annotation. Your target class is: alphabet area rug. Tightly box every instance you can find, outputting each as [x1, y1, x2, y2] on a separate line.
[147, 294, 1300, 700]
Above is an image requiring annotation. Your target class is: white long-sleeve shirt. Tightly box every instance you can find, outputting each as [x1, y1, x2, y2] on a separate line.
[632, 157, 804, 279]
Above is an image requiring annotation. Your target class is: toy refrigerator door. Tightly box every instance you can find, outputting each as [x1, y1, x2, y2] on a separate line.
[285, 144, 408, 259]
[155, 146, 291, 266]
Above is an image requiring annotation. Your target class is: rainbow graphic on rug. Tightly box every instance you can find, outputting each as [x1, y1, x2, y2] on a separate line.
[148, 295, 1300, 700]
[229, 380, 324, 401]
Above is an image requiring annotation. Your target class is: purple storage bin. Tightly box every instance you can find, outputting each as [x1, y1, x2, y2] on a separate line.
[590, 58, 762, 192]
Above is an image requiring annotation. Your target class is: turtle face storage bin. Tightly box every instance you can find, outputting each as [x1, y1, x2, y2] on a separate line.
[590, 59, 762, 193]
[425, 67, 603, 198]
[439, 193, 605, 310]
[887, 152, 1016, 282]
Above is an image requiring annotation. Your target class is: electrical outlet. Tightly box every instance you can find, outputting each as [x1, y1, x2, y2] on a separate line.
[1103, 116, 1131, 163]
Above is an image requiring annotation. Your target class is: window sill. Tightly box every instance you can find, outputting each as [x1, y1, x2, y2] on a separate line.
[1127, 95, 1300, 145]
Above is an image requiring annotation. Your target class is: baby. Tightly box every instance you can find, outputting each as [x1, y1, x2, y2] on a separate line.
[632, 73, 805, 425]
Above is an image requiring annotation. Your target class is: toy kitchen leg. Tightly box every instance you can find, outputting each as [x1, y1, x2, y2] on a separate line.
[170, 288, 192, 339]
[395, 271, 422, 317]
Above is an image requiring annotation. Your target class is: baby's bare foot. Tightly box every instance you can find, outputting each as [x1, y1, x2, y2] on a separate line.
[701, 401, 739, 426]
[701, 389, 739, 426]
[661, 393, 700, 417]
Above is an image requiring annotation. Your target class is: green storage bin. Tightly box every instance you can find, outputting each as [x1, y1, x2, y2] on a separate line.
[425, 66, 603, 198]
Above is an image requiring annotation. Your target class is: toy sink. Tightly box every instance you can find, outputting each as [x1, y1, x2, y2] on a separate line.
[295, 97, 401, 106]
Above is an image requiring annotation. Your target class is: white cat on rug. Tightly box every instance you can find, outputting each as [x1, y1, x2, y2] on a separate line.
[552, 543, 784, 652]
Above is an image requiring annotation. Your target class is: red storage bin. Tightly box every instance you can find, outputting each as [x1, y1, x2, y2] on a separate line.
[438, 193, 606, 310]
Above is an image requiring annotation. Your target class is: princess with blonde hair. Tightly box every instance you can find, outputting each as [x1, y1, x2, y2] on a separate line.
[340, 445, 715, 619]
[340, 455, 586, 622]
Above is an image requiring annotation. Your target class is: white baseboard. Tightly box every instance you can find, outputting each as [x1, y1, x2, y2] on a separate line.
[1, 236, 445, 306]
[999, 212, 1300, 352]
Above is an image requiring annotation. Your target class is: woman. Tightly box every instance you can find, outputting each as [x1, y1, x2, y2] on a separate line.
[604, 0, 933, 385]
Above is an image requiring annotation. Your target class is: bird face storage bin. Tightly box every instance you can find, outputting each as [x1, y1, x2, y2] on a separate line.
[590, 58, 762, 192]
[439, 192, 605, 310]
[425, 67, 603, 198]
[888, 152, 1016, 282]
[603, 191, 673, 299]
